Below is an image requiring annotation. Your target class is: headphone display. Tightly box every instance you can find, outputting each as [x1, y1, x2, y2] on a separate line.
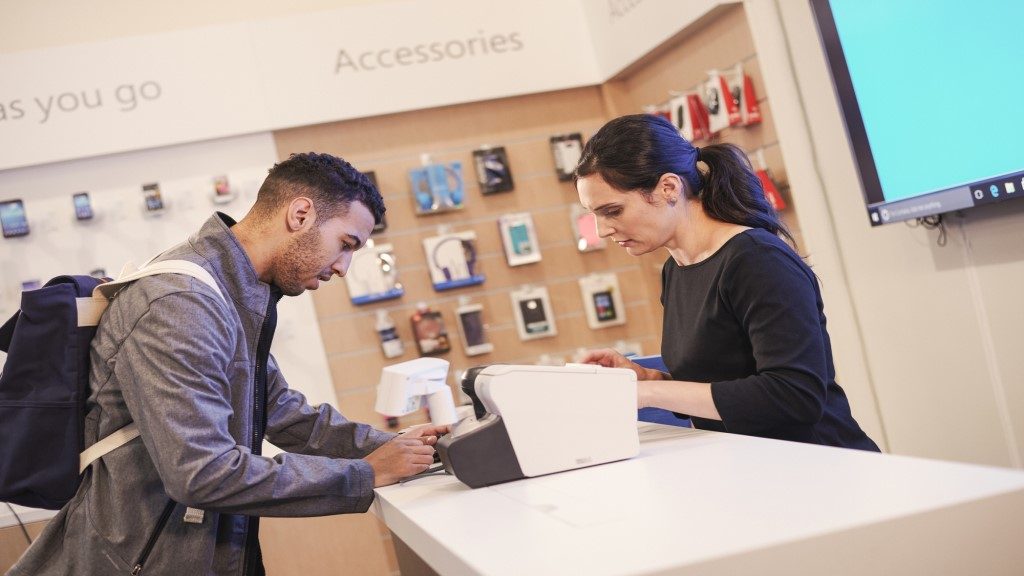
[422, 232, 484, 291]
[409, 162, 465, 214]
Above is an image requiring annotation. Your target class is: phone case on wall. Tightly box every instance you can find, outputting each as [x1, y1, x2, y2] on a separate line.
[579, 273, 627, 329]
[498, 212, 542, 266]
[510, 286, 557, 341]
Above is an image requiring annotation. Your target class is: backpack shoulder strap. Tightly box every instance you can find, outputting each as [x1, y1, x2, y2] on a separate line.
[78, 259, 228, 468]
[79, 423, 139, 474]
[77, 259, 226, 327]
[92, 259, 226, 303]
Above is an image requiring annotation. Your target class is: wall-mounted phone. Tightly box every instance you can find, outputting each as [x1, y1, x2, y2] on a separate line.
[211, 175, 237, 205]
[510, 285, 557, 341]
[141, 182, 165, 214]
[72, 192, 95, 221]
[0, 199, 30, 238]
[455, 299, 494, 356]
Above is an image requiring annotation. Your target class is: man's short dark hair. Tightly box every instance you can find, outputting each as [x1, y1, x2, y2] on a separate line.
[253, 152, 385, 225]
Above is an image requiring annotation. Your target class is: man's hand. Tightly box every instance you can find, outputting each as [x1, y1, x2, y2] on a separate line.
[403, 423, 451, 447]
[366, 424, 451, 487]
[580, 348, 663, 381]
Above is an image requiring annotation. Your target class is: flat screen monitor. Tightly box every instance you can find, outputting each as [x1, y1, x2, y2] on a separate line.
[811, 0, 1024, 226]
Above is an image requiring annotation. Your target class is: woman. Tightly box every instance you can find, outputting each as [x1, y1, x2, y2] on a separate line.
[577, 114, 878, 451]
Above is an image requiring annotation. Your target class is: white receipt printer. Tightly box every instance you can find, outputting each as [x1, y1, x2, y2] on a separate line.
[437, 364, 639, 488]
[375, 357, 458, 426]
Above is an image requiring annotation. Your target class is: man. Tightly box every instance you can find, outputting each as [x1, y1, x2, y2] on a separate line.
[9, 153, 446, 575]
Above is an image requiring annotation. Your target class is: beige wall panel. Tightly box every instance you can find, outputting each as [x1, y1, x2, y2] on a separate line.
[336, 386, 389, 426]
[0, 521, 48, 573]
[261, 513, 395, 576]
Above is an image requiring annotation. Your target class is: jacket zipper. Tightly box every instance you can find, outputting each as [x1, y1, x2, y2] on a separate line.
[131, 499, 176, 575]
[243, 294, 275, 576]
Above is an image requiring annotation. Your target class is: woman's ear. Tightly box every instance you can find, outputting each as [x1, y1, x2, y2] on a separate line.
[658, 173, 683, 205]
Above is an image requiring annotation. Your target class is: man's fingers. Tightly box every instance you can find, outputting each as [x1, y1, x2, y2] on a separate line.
[396, 437, 429, 447]
[407, 444, 435, 455]
[400, 425, 427, 438]
[411, 454, 435, 465]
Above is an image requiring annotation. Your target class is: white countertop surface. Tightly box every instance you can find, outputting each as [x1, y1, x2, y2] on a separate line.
[373, 424, 1024, 575]
[0, 503, 57, 530]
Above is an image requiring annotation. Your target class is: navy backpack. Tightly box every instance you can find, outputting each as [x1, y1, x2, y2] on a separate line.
[0, 261, 223, 509]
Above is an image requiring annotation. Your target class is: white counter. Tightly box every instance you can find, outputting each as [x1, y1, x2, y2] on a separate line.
[0, 504, 56, 530]
[373, 424, 1024, 575]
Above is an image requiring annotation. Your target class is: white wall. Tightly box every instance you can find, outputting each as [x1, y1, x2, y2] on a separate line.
[746, 0, 1023, 468]
[0, 0, 602, 170]
[580, 0, 725, 78]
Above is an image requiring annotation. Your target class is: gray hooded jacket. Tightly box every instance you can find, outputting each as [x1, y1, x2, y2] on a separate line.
[9, 213, 394, 575]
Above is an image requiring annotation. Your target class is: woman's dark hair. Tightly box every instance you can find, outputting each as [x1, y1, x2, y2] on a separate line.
[574, 114, 794, 246]
[253, 152, 386, 226]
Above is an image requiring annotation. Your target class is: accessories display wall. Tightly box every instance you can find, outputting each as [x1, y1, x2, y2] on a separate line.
[283, 50, 787, 436]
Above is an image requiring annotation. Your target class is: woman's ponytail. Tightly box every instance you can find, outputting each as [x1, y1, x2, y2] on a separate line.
[698, 143, 794, 247]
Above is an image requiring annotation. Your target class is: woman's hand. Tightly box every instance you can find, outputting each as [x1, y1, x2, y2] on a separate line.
[579, 348, 664, 382]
